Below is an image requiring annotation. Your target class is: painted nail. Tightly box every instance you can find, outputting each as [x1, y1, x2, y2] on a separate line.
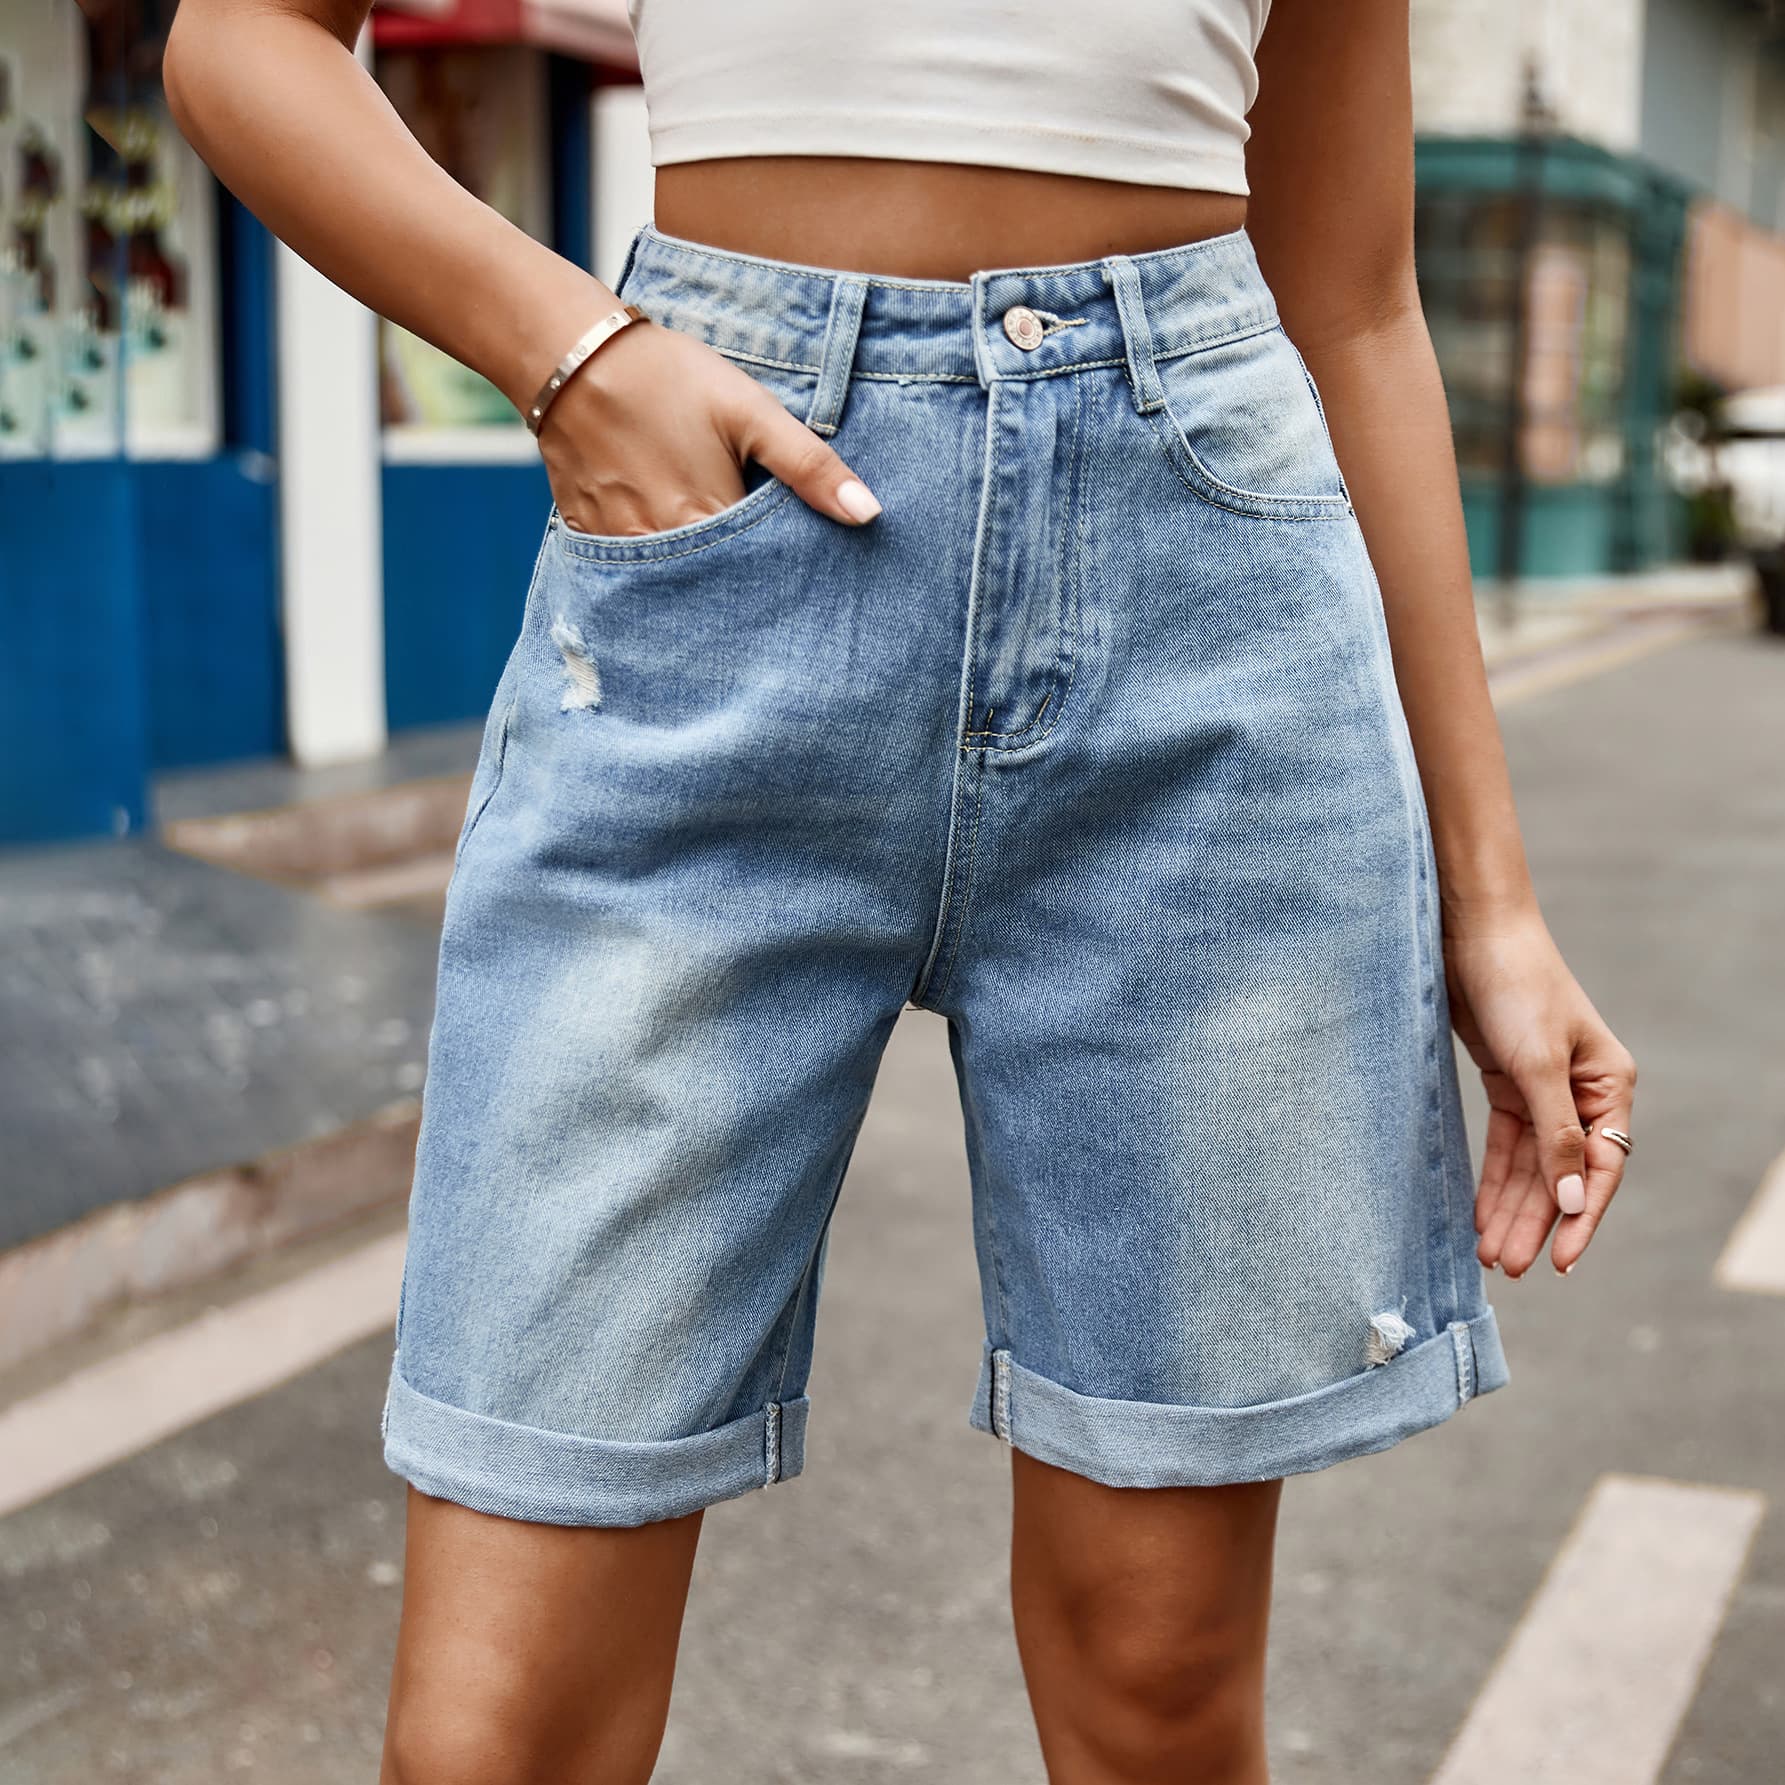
[836, 479, 883, 523]
[1557, 1173, 1586, 1215]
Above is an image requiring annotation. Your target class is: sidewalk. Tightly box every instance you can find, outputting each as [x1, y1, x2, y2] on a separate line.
[1476, 560, 1756, 684]
[0, 563, 1757, 1374]
[0, 725, 480, 1370]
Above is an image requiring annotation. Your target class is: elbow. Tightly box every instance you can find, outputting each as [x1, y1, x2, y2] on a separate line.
[160, 2, 228, 156]
[1278, 263, 1426, 359]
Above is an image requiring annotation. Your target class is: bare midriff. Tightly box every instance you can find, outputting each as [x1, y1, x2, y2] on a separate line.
[653, 157, 1249, 282]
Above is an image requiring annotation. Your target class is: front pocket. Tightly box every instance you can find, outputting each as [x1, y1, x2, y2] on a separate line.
[1151, 324, 1353, 522]
[554, 462, 796, 564]
[555, 353, 815, 564]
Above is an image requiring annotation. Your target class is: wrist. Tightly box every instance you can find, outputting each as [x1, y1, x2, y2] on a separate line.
[469, 234, 618, 415]
[1437, 862, 1543, 938]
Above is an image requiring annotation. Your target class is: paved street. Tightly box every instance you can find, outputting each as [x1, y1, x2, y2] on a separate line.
[3, 627, 1783, 1784]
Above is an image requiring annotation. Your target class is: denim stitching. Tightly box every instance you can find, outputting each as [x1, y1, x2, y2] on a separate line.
[992, 1350, 1013, 1442]
[1147, 325, 1352, 517]
[1148, 316, 1285, 370]
[713, 345, 824, 375]
[854, 369, 983, 384]
[1349, 530, 1461, 1324]
[457, 684, 519, 864]
[764, 1402, 782, 1485]
[1282, 332, 1355, 508]
[1148, 408, 1353, 522]
[702, 335, 1279, 389]
[1448, 1322, 1473, 1404]
[958, 371, 1085, 749]
[456, 525, 551, 862]
[928, 747, 987, 1007]
[771, 1114, 863, 1406]
[1349, 524, 1462, 1324]
[984, 1203, 1013, 1382]
[1419, 723, 1465, 1323]
[912, 376, 1002, 1004]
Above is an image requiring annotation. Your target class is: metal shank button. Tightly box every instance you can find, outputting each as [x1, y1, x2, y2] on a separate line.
[1003, 305, 1045, 351]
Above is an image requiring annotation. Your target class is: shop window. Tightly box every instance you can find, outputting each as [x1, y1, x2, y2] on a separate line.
[1, 1, 219, 460]
[1416, 194, 1630, 485]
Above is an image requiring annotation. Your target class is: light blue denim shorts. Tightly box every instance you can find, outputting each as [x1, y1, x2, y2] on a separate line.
[381, 221, 1507, 1527]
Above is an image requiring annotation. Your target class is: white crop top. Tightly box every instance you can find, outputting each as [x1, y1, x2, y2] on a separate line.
[625, 0, 1274, 196]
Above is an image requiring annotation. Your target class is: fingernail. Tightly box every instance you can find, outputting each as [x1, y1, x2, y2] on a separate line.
[836, 479, 882, 523]
[1560, 1261, 1576, 1276]
[1557, 1173, 1586, 1215]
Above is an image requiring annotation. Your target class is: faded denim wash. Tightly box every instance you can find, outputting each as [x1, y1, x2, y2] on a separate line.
[382, 220, 1508, 1527]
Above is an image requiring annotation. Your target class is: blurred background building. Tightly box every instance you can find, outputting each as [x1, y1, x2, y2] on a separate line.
[1411, 0, 1785, 580]
[0, 0, 653, 842]
[1, 0, 1782, 844]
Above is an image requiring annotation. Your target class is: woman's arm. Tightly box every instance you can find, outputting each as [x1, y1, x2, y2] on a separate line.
[1246, 0, 1636, 1277]
[161, 0, 881, 532]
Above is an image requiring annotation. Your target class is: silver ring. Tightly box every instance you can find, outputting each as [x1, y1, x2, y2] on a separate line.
[1584, 1122, 1634, 1156]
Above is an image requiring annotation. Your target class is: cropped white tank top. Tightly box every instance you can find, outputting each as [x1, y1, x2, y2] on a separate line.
[625, 0, 1274, 196]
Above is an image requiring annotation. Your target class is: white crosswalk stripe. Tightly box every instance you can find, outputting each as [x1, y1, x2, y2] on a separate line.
[1714, 1147, 1785, 1294]
[1430, 1473, 1764, 1785]
[0, 1232, 405, 1519]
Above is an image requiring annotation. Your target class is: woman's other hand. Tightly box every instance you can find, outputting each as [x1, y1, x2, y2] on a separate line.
[538, 321, 881, 537]
[1444, 914, 1638, 1279]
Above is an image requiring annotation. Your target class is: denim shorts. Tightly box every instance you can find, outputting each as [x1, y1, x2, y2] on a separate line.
[381, 221, 1507, 1527]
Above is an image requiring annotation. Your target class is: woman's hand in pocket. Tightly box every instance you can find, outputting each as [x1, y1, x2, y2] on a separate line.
[537, 319, 882, 537]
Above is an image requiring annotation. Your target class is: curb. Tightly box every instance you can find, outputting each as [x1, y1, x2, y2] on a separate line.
[0, 1099, 419, 1376]
[1488, 600, 1755, 709]
[163, 772, 472, 907]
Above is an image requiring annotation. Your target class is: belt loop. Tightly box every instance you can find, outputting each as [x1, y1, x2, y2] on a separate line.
[614, 221, 648, 303]
[806, 275, 869, 438]
[1103, 254, 1165, 416]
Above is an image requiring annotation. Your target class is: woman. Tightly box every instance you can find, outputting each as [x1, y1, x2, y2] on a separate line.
[165, 1, 1637, 1779]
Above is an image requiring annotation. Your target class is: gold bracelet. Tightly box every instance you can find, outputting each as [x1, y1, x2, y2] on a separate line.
[523, 303, 650, 436]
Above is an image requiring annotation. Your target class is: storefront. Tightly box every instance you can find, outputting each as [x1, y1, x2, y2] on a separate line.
[0, 0, 645, 844]
[1, 0, 275, 841]
[1413, 132, 1693, 580]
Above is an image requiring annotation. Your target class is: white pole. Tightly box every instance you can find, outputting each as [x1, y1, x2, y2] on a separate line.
[592, 82, 655, 287]
[274, 28, 386, 767]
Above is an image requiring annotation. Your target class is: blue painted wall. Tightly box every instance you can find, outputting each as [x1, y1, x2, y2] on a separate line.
[382, 463, 551, 731]
[141, 197, 284, 772]
[0, 461, 150, 842]
[0, 191, 283, 842]
[139, 457, 283, 769]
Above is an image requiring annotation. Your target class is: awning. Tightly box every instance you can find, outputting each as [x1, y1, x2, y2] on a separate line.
[373, 0, 639, 68]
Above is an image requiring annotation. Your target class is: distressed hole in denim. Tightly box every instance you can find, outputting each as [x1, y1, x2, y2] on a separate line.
[549, 618, 602, 711]
[1365, 1309, 1416, 1368]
